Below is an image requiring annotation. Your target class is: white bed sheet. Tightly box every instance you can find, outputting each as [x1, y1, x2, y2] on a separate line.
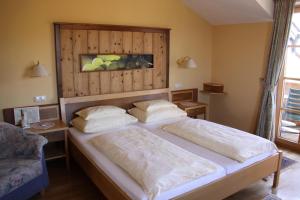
[137, 116, 277, 174]
[69, 126, 226, 200]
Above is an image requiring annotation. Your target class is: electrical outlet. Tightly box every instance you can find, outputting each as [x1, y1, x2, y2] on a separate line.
[33, 96, 46, 103]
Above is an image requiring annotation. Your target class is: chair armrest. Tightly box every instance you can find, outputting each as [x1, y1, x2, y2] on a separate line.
[0, 122, 47, 159]
[15, 134, 48, 159]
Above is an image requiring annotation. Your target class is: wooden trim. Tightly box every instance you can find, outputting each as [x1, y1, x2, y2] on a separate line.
[276, 138, 300, 152]
[68, 136, 282, 200]
[171, 88, 198, 103]
[166, 31, 170, 88]
[283, 77, 300, 81]
[60, 98, 67, 123]
[25, 120, 68, 134]
[199, 90, 227, 95]
[280, 107, 300, 115]
[287, 44, 300, 48]
[174, 153, 281, 200]
[54, 22, 171, 33]
[61, 88, 169, 104]
[54, 23, 63, 98]
[273, 151, 282, 188]
[294, 5, 300, 13]
[65, 130, 70, 170]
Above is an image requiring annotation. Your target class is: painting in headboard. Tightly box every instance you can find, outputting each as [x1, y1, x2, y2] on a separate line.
[54, 23, 170, 98]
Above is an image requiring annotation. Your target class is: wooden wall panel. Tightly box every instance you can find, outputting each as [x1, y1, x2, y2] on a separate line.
[73, 30, 89, 96]
[132, 32, 144, 91]
[87, 30, 100, 95]
[110, 31, 124, 93]
[122, 32, 132, 54]
[122, 32, 133, 92]
[143, 33, 153, 90]
[60, 29, 75, 97]
[153, 33, 164, 89]
[99, 31, 111, 94]
[161, 33, 167, 88]
[55, 23, 169, 98]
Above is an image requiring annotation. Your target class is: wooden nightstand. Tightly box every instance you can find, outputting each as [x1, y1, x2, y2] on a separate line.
[26, 120, 69, 169]
[171, 88, 208, 119]
[177, 101, 207, 119]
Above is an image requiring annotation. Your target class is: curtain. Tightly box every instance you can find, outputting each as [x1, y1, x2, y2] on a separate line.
[256, 0, 296, 140]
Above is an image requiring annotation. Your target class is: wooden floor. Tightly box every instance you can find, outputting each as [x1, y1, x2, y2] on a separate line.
[32, 149, 300, 200]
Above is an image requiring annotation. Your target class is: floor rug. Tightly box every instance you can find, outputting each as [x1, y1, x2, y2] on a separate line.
[263, 194, 282, 200]
[281, 156, 297, 170]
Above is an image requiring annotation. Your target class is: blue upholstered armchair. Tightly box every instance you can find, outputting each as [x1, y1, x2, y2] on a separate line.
[0, 122, 49, 200]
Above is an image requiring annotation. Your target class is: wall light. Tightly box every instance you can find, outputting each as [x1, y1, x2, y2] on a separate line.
[176, 56, 198, 69]
[31, 61, 48, 77]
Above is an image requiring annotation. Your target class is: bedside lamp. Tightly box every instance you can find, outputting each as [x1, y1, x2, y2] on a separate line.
[31, 61, 48, 77]
[176, 56, 198, 69]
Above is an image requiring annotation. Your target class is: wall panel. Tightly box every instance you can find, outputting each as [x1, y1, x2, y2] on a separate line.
[73, 30, 89, 96]
[144, 33, 153, 89]
[122, 32, 133, 92]
[55, 23, 169, 97]
[60, 29, 75, 97]
[99, 31, 111, 94]
[87, 30, 100, 95]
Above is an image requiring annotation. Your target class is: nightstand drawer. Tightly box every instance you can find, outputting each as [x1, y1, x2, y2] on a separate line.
[40, 131, 65, 142]
[186, 106, 206, 117]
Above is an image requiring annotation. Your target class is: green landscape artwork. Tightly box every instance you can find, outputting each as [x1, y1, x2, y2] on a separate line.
[81, 54, 154, 72]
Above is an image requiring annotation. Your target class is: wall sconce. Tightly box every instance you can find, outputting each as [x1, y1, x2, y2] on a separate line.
[176, 56, 198, 69]
[31, 61, 48, 77]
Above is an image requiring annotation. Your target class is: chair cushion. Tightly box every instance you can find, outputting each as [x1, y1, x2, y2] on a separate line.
[0, 158, 43, 197]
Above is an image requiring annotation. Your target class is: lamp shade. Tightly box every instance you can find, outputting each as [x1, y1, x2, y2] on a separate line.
[185, 58, 197, 68]
[31, 61, 48, 77]
[176, 56, 198, 69]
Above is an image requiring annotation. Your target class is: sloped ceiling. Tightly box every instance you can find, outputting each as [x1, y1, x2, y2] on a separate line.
[183, 0, 273, 25]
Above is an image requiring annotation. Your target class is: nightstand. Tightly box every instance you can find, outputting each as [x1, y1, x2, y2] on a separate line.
[177, 101, 207, 119]
[25, 120, 69, 169]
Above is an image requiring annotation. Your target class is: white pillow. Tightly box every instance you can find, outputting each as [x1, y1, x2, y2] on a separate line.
[72, 114, 138, 133]
[76, 106, 126, 120]
[128, 107, 187, 123]
[133, 99, 177, 112]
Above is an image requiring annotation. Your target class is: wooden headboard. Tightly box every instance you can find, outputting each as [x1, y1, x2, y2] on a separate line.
[60, 88, 169, 125]
[54, 23, 170, 98]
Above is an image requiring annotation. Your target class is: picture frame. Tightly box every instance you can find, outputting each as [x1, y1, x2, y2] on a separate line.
[80, 54, 154, 72]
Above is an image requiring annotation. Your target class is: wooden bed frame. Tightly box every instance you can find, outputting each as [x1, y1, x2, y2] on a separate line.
[60, 88, 282, 200]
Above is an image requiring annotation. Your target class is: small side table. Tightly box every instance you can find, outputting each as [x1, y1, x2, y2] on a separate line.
[177, 101, 208, 119]
[25, 120, 69, 170]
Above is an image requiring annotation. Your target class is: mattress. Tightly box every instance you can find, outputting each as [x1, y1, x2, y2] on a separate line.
[68, 126, 226, 200]
[137, 116, 277, 174]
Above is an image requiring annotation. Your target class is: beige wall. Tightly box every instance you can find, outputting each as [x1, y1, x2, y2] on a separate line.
[0, 0, 212, 121]
[210, 22, 273, 133]
[0, 0, 274, 132]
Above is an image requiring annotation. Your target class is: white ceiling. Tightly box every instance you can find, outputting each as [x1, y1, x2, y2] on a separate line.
[183, 0, 273, 25]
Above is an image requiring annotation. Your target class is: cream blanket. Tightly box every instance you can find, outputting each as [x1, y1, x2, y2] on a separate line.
[162, 118, 277, 162]
[90, 126, 218, 200]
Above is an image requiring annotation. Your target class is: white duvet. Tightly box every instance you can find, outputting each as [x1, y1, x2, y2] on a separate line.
[90, 126, 218, 200]
[162, 118, 278, 162]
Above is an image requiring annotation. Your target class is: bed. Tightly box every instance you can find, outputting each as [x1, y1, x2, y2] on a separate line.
[60, 88, 282, 200]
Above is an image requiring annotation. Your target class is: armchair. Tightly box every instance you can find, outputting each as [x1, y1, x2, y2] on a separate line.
[0, 122, 49, 200]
